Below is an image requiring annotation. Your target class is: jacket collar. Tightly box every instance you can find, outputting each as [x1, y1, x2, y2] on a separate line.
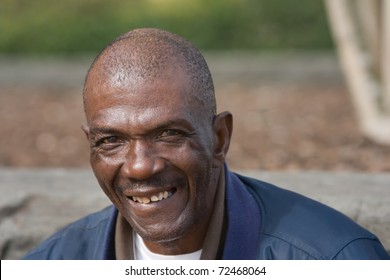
[101, 205, 118, 260]
[222, 166, 262, 259]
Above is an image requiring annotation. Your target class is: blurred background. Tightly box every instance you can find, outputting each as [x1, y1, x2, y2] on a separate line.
[1, 0, 390, 260]
[1, 0, 390, 171]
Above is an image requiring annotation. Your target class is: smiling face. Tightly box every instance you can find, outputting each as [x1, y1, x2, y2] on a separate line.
[82, 30, 232, 255]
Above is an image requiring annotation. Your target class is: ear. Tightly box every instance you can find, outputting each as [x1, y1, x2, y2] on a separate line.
[81, 123, 90, 140]
[212, 111, 233, 167]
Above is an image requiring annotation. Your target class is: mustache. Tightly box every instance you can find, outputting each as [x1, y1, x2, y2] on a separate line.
[116, 175, 186, 191]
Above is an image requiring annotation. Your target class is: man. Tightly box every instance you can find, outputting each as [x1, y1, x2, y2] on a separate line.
[24, 28, 389, 260]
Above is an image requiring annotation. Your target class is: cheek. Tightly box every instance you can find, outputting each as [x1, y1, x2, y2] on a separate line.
[168, 140, 213, 175]
[90, 152, 123, 199]
[175, 142, 214, 196]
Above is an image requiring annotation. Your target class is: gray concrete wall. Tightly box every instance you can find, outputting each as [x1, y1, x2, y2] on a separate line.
[0, 169, 389, 259]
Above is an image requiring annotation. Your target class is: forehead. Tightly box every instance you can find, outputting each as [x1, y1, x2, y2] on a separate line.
[84, 69, 202, 130]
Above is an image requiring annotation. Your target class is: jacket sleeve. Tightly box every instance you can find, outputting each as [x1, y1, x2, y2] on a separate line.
[333, 238, 390, 260]
[236, 173, 390, 260]
[23, 206, 117, 260]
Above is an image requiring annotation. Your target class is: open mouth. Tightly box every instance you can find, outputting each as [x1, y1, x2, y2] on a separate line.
[130, 188, 176, 204]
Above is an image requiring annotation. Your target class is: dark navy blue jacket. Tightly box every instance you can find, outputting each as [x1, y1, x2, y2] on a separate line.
[24, 169, 389, 259]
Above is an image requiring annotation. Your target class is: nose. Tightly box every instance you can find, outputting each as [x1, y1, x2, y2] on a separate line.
[120, 140, 165, 180]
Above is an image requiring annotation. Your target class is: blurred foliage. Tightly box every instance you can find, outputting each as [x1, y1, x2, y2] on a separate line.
[0, 0, 333, 54]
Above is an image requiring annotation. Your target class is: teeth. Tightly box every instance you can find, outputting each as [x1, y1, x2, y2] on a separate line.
[132, 190, 172, 204]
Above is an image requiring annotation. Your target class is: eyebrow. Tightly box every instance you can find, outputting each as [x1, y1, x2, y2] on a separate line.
[88, 118, 195, 137]
[151, 119, 194, 131]
[88, 127, 120, 136]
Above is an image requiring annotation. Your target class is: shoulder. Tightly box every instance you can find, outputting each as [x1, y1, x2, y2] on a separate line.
[235, 173, 389, 259]
[23, 205, 117, 260]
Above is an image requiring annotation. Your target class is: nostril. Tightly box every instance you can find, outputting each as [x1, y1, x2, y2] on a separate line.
[121, 156, 165, 181]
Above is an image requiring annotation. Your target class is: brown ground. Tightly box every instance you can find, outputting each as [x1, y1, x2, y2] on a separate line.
[1, 82, 390, 172]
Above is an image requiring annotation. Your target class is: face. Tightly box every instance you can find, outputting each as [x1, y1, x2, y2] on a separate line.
[83, 67, 230, 253]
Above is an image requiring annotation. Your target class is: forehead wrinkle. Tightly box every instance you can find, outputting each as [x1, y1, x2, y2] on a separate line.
[87, 64, 193, 113]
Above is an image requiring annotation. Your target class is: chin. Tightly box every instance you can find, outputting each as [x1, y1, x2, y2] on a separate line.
[132, 212, 199, 244]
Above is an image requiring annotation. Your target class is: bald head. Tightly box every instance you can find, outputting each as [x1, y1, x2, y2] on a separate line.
[83, 28, 216, 119]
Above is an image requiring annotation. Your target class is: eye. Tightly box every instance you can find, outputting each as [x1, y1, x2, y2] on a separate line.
[95, 136, 121, 147]
[156, 129, 187, 142]
[158, 129, 181, 138]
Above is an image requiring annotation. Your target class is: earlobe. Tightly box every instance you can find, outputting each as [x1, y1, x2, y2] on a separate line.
[212, 111, 233, 167]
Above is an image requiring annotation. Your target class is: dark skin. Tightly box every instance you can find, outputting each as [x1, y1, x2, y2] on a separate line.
[83, 59, 233, 255]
